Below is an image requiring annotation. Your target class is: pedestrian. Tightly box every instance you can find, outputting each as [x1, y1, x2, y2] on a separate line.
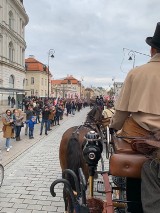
[51, 106, 56, 126]
[110, 22, 160, 213]
[8, 95, 11, 106]
[13, 109, 24, 141]
[25, 106, 35, 135]
[40, 106, 50, 135]
[77, 101, 82, 112]
[11, 97, 15, 108]
[96, 96, 100, 105]
[59, 103, 64, 120]
[54, 104, 62, 125]
[2, 109, 14, 152]
[48, 106, 55, 130]
[34, 103, 41, 123]
[65, 101, 71, 116]
[26, 116, 36, 139]
[71, 101, 76, 115]
[24, 100, 30, 111]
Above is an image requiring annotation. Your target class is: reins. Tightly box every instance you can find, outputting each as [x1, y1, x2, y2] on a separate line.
[71, 106, 103, 138]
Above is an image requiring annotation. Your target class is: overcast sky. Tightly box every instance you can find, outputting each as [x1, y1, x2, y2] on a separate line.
[23, 0, 159, 88]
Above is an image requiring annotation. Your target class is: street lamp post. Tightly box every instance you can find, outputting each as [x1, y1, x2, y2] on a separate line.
[128, 50, 136, 68]
[112, 77, 116, 95]
[123, 48, 150, 68]
[47, 49, 55, 99]
[79, 77, 84, 99]
[55, 85, 58, 98]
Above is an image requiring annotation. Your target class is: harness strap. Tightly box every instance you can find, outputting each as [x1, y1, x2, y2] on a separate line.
[108, 108, 114, 114]
[102, 172, 114, 213]
[72, 125, 83, 135]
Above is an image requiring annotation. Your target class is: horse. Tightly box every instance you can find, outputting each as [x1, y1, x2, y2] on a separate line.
[59, 105, 104, 212]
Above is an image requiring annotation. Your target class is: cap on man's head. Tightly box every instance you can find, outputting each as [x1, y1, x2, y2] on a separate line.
[146, 22, 160, 51]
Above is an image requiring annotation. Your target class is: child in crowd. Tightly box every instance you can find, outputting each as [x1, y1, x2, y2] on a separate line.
[26, 116, 36, 139]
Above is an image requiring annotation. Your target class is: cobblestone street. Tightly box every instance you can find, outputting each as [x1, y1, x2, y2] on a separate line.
[0, 107, 108, 213]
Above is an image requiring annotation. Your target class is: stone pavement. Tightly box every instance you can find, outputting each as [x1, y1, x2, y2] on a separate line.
[0, 107, 109, 213]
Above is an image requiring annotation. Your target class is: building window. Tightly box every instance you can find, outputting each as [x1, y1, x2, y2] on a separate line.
[31, 77, 34, 84]
[31, 89, 34, 95]
[20, 18, 24, 36]
[22, 48, 25, 66]
[9, 42, 14, 62]
[9, 75, 14, 88]
[9, 11, 14, 30]
[41, 78, 43, 85]
[22, 23, 24, 36]
[45, 79, 47, 86]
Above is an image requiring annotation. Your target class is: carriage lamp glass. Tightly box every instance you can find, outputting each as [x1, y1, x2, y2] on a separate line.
[89, 152, 96, 160]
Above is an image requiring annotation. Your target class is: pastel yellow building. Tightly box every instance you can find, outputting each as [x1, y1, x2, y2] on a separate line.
[25, 56, 52, 97]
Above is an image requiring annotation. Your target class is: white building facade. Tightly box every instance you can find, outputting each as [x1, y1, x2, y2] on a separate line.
[0, 0, 28, 107]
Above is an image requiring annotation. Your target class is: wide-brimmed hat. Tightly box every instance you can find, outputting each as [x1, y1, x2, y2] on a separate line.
[146, 22, 160, 51]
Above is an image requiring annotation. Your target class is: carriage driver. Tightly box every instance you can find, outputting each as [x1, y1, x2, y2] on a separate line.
[110, 22, 160, 213]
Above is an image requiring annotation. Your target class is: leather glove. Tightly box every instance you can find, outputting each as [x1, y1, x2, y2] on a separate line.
[109, 128, 117, 135]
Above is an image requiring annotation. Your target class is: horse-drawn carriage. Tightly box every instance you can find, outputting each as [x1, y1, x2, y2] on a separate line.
[50, 105, 160, 213]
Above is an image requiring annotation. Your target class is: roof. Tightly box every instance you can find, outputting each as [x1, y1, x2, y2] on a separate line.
[51, 80, 63, 85]
[51, 75, 80, 85]
[25, 57, 49, 73]
[85, 88, 94, 92]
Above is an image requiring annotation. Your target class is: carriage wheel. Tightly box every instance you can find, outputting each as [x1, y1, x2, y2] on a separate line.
[105, 127, 112, 159]
[0, 164, 4, 187]
[104, 140, 110, 159]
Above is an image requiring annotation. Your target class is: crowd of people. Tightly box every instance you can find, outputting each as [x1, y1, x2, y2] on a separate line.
[2, 97, 88, 152]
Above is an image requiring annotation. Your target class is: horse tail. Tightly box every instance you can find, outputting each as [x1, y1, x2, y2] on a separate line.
[66, 137, 83, 191]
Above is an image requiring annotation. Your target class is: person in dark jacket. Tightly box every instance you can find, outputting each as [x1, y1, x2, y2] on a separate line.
[34, 103, 41, 123]
[54, 105, 62, 125]
[71, 101, 76, 115]
[8, 95, 11, 106]
[40, 106, 50, 135]
[11, 97, 15, 108]
[65, 101, 71, 116]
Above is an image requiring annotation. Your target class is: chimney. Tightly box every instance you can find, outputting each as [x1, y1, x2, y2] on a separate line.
[29, 55, 35, 58]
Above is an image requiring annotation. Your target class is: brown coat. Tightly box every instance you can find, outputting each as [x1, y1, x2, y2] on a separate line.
[48, 110, 56, 120]
[2, 117, 14, 138]
[115, 53, 160, 115]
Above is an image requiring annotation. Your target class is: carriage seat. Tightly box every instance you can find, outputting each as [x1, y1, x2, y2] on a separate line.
[111, 135, 137, 154]
[109, 153, 147, 178]
[110, 135, 147, 178]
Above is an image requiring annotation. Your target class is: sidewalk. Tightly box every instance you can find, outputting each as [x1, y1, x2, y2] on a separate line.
[0, 113, 69, 166]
